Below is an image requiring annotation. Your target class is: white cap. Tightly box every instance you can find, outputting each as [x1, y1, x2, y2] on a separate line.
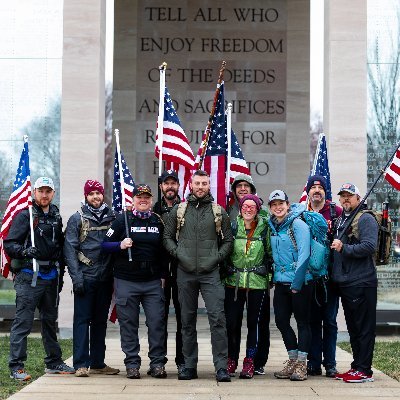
[34, 177, 55, 190]
[268, 189, 289, 204]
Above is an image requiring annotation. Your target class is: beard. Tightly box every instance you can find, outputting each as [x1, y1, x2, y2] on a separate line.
[164, 189, 178, 200]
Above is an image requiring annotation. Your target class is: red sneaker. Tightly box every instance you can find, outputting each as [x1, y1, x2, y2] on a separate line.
[227, 358, 237, 377]
[344, 370, 374, 383]
[335, 369, 355, 380]
[239, 357, 254, 379]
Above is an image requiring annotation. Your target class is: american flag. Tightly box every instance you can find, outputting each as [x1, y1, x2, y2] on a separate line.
[112, 148, 135, 213]
[299, 133, 332, 202]
[0, 138, 32, 279]
[155, 86, 195, 198]
[194, 81, 250, 208]
[384, 148, 400, 190]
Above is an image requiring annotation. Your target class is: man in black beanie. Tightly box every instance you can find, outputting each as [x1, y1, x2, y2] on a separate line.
[305, 175, 342, 378]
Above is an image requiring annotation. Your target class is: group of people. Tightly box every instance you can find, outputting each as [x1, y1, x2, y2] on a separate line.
[4, 170, 378, 385]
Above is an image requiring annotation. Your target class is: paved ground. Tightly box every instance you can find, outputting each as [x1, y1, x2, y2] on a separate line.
[6, 314, 400, 400]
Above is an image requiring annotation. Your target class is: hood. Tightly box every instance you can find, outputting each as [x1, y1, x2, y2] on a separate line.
[270, 202, 305, 232]
[231, 174, 256, 196]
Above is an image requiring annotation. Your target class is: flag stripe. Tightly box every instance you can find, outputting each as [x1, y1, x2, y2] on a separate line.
[385, 149, 400, 190]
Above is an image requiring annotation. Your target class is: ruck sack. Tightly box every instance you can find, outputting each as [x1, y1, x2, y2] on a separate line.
[347, 210, 392, 266]
[176, 202, 223, 240]
[289, 210, 330, 278]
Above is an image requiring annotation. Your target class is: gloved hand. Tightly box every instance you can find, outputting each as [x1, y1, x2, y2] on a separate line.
[21, 247, 39, 259]
[73, 282, 85, 296]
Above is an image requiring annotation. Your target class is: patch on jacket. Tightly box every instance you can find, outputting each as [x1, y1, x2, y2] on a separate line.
[106, 228, 114, 237]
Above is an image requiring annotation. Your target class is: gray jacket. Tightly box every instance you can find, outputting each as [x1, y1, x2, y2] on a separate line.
[332, 209, 378, 287]
[64, 204, 115, 285]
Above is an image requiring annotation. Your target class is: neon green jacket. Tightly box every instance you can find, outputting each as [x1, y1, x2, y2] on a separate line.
[224, 216, 271, 290]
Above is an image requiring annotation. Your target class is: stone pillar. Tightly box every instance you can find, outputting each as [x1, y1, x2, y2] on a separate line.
[324, 0, 367, 195]
[59, 0, 106, 335]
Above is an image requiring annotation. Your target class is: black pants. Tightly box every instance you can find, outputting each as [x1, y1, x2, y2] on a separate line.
[225, 287, 270, 367]
[164, 272, 184, 366]
[273, 282, 313, 353]
[9, 272, 62, 370]
[339, 285, 377, 376]
[73, 279, 113, 369]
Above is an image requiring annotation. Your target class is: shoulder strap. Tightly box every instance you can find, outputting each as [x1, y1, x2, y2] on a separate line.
[212, 203, 224, 239]
[152, 211, 165, 227]
[78, 209, 90, 243]
[176, 202, 188, 240]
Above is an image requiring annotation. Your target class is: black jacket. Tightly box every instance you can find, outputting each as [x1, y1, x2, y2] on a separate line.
[64, 204, 115, 285]
[103, 211, 168, 282]
[332, 205, 378, 287]
[4, 202, 64, 269]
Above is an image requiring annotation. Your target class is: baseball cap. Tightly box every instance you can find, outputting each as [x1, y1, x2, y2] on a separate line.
[268, 190, 288, 204]
[160, 169, 179, 183]
[34, 177, 55, 190]
[337, 183, 361, 196]
[132, 183, 153, 197]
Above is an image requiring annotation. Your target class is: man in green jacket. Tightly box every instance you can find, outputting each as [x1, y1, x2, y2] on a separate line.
[163, 170, 233, 382]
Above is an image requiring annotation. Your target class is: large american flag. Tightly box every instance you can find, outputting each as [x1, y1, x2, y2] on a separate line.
[155, 86, 195, 198]
[384, 148, 400, 190]
[299, 133, 332, 202]
[112, 148, 135, 213]
[0, 138, 32, 279]
[194, 81, 250, 208]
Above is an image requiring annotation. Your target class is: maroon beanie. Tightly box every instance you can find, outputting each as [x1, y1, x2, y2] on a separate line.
[239, 194, 263, 212]
[84, 180, 104, 197]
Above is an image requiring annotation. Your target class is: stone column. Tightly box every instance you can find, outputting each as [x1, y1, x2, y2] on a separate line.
[324, 0, 367, 195]
[59, 0, 106, 335]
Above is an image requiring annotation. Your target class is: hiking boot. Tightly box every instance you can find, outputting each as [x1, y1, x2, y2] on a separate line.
[178, 367, 198, 380]
[335, 368, 355, 380]
[90, 365, 120, 375]
[254, 366, 265, 375]
[274, 359, 297, 379]
[325, 366, 338, 378]
[45, 363, 75, 374]
[216, 368, 231, 382]
[227, 358, 237, 376]
[290, 360, 308, 381]
[343, 370, 374, 383]
[150, 365, 167, 378]
[177, 364, 185, 375]
[307, 365, 322, 376]
[75, 367, 89, 377]
[239, 357, 254, 379]
[126, 367, 140, 379]
[10, 369, 31, 381]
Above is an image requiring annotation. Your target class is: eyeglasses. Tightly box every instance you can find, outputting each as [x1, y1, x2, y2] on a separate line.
[241, 205, 257, 212]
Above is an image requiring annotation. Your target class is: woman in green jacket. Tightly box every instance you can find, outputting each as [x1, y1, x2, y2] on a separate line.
[224, 194, 271, 379]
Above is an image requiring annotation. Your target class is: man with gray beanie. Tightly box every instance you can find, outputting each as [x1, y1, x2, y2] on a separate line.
[305, 175, 342, 378]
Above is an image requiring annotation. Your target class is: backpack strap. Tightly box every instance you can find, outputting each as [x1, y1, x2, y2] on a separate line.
[212, 203, 224, 239]
[152, 212, 165, 227]
[176, 202, 188, 240]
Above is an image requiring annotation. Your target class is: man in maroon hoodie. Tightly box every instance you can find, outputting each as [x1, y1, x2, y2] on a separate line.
[305, 175, 342, 378]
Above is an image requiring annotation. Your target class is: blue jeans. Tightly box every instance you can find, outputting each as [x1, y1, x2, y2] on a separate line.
[73, 279, 113, 369]
[308, 279, 339, 369]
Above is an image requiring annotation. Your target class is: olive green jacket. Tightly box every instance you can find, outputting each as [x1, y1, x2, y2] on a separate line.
[163, 193, 233, 274]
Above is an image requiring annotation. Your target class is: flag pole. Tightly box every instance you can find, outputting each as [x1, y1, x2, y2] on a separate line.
[198, 60, 226, 170]
[24, 135, 38, 287]
[305, 132, 323, 209]
[337, 141, 400, 240]
[226, 103, 233, 208]
[156, 62, 167, 214]
[115, 129, 132, 261]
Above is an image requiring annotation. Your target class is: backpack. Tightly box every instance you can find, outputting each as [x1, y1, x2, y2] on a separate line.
[288, 210, 330, 278]
[176, 202, 223, 240]
[347, 210, 392, 266]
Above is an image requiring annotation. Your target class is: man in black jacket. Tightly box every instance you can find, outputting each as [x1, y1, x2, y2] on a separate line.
[153, 170, 184, 372]
[64, 179, 119, 377]
[331, 183, 378, 383]
[4, 177, 74, 381]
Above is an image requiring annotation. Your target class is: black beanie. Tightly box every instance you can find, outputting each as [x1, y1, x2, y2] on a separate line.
[306, 175, 327, 194]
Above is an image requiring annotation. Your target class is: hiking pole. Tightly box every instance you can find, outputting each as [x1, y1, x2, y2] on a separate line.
[337, 141, 400, 240]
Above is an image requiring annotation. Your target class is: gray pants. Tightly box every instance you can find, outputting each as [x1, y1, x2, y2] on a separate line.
[9, 272, 62, 371]
[114, 278, 166, 369]
[177, 268, 228, 371]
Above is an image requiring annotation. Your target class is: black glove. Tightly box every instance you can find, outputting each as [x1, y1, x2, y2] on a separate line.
[73, 282, 85, 296]
[21, 247, 39, 259]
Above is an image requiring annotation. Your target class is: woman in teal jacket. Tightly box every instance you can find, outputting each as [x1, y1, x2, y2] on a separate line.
[268, 189, 313, 382]
[224, 194, 271, 379]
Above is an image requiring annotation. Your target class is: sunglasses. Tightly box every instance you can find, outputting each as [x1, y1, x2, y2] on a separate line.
[241, 204, 257, 212]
